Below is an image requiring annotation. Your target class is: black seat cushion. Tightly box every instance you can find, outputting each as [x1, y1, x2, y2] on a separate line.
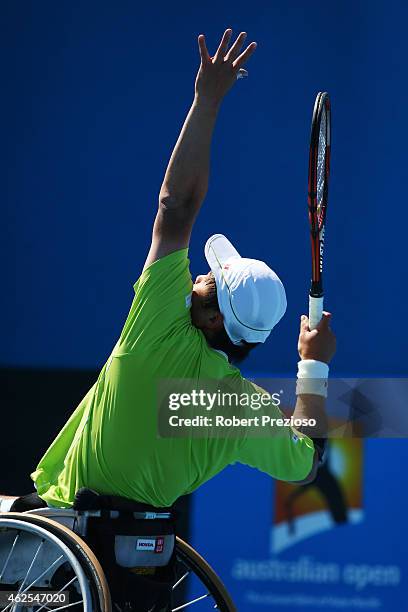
[9, 492, 48, 512]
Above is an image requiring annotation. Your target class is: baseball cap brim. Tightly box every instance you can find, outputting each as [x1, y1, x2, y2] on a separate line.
[205, 234, 245, 345]
[205, 234, 240, 272]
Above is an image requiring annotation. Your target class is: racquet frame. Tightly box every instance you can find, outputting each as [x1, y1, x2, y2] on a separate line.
[308, 92, 331, 329]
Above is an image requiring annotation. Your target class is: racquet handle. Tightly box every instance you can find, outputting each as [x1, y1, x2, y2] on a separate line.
[309, 295, 324, 330]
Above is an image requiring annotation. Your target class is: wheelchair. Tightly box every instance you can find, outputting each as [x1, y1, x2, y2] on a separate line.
[0, 489, 236, 611]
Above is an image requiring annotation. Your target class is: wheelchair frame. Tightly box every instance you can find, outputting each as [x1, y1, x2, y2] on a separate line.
[0, 508, 236, 612]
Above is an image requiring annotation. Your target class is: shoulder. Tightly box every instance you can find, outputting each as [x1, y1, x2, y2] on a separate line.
[138, 248, 190, 284]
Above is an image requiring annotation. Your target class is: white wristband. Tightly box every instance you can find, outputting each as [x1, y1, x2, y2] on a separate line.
[296, 359, 329, 397]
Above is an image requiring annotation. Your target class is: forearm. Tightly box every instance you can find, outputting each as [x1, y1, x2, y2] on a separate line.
[292, 394, 328, 440]
[286, 394, 326, 483]
[159, 96, 220, 209]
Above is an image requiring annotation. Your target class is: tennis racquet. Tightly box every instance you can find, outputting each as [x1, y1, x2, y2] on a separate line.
[307, 92, 331, 329]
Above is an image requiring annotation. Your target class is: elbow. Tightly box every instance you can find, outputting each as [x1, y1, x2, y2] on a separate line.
[291, 451, 319, 485]
[158, 193, 186, 210]
[159, 190, 204, 213]
[298, 466, 318, 485]
[156, 199, 194, 227]
[157, 196, 202, 229]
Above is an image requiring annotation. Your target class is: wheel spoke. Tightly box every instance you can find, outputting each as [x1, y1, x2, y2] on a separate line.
[20, 554, 64, 594]
[172, 571, 189, 590]
[44, 600, 84, 611]
[35, 576, 77, 612]
[0, 531, 20, 580]
[2, 540, 48, 612]
[16, 538, 45, 595]
[172, 592, 210, 611]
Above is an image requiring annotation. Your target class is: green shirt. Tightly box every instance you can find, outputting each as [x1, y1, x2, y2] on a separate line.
[31, 249, 314, 508]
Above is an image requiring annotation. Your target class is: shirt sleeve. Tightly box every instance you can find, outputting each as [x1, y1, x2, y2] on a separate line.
[235, 378, 316, 482]
[118, 249, 193, 352]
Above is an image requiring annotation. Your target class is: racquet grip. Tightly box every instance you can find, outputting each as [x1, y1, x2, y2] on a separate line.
[309, 295, 324, 330]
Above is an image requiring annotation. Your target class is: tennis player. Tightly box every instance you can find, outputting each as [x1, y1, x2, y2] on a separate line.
[12, 28, 336, 609]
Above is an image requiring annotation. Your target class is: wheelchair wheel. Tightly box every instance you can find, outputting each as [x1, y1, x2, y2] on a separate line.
[0, 513, 111, 611]
[173, 537, 236, 612]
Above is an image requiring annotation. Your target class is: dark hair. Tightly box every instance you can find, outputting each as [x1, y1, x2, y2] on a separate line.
[202, 273, 259, 364]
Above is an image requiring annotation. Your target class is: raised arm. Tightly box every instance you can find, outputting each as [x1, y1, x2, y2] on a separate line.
[144, 29, 257, 270]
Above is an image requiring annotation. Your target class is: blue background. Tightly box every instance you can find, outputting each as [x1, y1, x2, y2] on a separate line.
[3, 0, 408, 375]
[2, 1, 407, 609]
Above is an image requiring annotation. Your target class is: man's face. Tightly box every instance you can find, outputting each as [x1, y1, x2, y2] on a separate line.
[192, 272, 213, 298]
[190, 272, 221, 332]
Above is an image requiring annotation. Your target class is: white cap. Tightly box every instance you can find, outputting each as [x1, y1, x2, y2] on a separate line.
[204, 234, 287, 345]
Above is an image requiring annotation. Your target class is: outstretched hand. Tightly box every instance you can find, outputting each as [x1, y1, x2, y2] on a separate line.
[195, 29, 257, 105]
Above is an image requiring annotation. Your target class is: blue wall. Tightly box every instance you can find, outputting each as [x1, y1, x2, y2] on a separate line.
[3, 0, 407, 375]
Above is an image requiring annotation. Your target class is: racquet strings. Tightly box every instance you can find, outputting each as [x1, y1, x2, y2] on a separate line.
[316, 104, 327, 225]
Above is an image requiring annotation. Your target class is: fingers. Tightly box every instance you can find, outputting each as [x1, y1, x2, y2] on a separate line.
[213, 28, 233, 63]
[300, 313, 332, 336]
[198, 34, 211, 65]
[316, 312, 332, 330]
[300, 315, 310, 333]
[210, 29, 257, 68]
[232, 41, 257, 70]
[225, 31, 247, 62]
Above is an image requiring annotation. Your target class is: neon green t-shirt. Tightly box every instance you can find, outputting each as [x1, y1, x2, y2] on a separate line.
[31, 249, 314, 508]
